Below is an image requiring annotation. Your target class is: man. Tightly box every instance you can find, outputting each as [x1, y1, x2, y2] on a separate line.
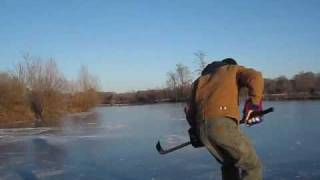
[185, 58, 264, 180]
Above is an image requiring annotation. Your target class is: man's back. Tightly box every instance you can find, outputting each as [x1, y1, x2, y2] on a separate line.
[192, 64, 263, 122]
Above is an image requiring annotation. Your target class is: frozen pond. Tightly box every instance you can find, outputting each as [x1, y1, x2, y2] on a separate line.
[0, 101, 320, 180]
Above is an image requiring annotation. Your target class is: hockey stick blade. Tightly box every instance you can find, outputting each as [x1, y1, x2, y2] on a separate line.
[156, 141, 191, 155]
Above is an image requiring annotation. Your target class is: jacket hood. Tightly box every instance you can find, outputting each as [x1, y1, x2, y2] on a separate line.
[201, 61, 228, 76]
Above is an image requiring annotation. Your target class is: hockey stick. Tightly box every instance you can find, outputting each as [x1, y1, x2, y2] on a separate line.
[156, 107, 274, 155]
[156, 141, 191, 155]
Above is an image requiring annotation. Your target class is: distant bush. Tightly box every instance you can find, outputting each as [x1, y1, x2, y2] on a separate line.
[0, 73, 33, 125]
[15, 56, 68, 121]
[68, 89, 101, 112]
[66, 66, 101, 112]
[0, 55, 101, 127]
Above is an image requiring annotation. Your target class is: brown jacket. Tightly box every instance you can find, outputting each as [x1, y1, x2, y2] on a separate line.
[187, 65, 264, 125]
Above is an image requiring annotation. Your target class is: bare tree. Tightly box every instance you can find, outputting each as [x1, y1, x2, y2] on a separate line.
[15, 56, 68, 121]
[264, 79, 276, 94]
[43, 59, 66, 92]
[176, 63, 192, 88]
[316, 73, 320, 91]
[275, 76, 292, 94]
[194, 51, 207, 75]
[166, 71, 178, 90]
[68, 65, 100, 112]
[78, 65, 99, 92]
[15, 55, 66, 92]
[293, 72, 316, 93]
[166, 63, 192, 101]
[166, 71, 178, 101]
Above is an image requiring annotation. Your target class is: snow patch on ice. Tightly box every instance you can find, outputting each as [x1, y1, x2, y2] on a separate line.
[34, 169, 64, 178]
[164, 134, 188, 145]
[104, 123, 127, 130]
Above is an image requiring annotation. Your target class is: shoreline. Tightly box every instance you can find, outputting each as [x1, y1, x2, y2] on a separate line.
[100, 96, 320, 107]
[1, 97, 319, 128]
[0, 111, 97, 129]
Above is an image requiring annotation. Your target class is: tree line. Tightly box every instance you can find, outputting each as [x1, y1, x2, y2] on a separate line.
[264, 72, 320, 100]
[101, 53, 320, 105]
[2, 53, 320, 126]
[101, 70, 320, 105]
[0, 55, 100, 127]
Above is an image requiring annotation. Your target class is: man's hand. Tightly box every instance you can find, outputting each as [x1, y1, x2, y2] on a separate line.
[243, 99, 263, 126]
[185, 105, 204, 148]
[188, 128, 204, 148]
[184, 106, 189, 116]
[184, 105, 194, 128]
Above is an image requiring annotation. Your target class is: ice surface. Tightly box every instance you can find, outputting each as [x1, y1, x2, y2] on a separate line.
[0, 102, 319, 179]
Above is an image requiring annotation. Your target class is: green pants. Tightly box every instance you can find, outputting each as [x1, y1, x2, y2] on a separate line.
[199, 117, 262, 180]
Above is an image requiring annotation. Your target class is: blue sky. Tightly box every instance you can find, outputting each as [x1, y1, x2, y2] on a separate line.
[0, 0, 319, 92]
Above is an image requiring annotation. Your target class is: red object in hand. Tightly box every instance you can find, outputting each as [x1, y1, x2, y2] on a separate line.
[243, 100, 263, 113]
[242, 99, 263, 126]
